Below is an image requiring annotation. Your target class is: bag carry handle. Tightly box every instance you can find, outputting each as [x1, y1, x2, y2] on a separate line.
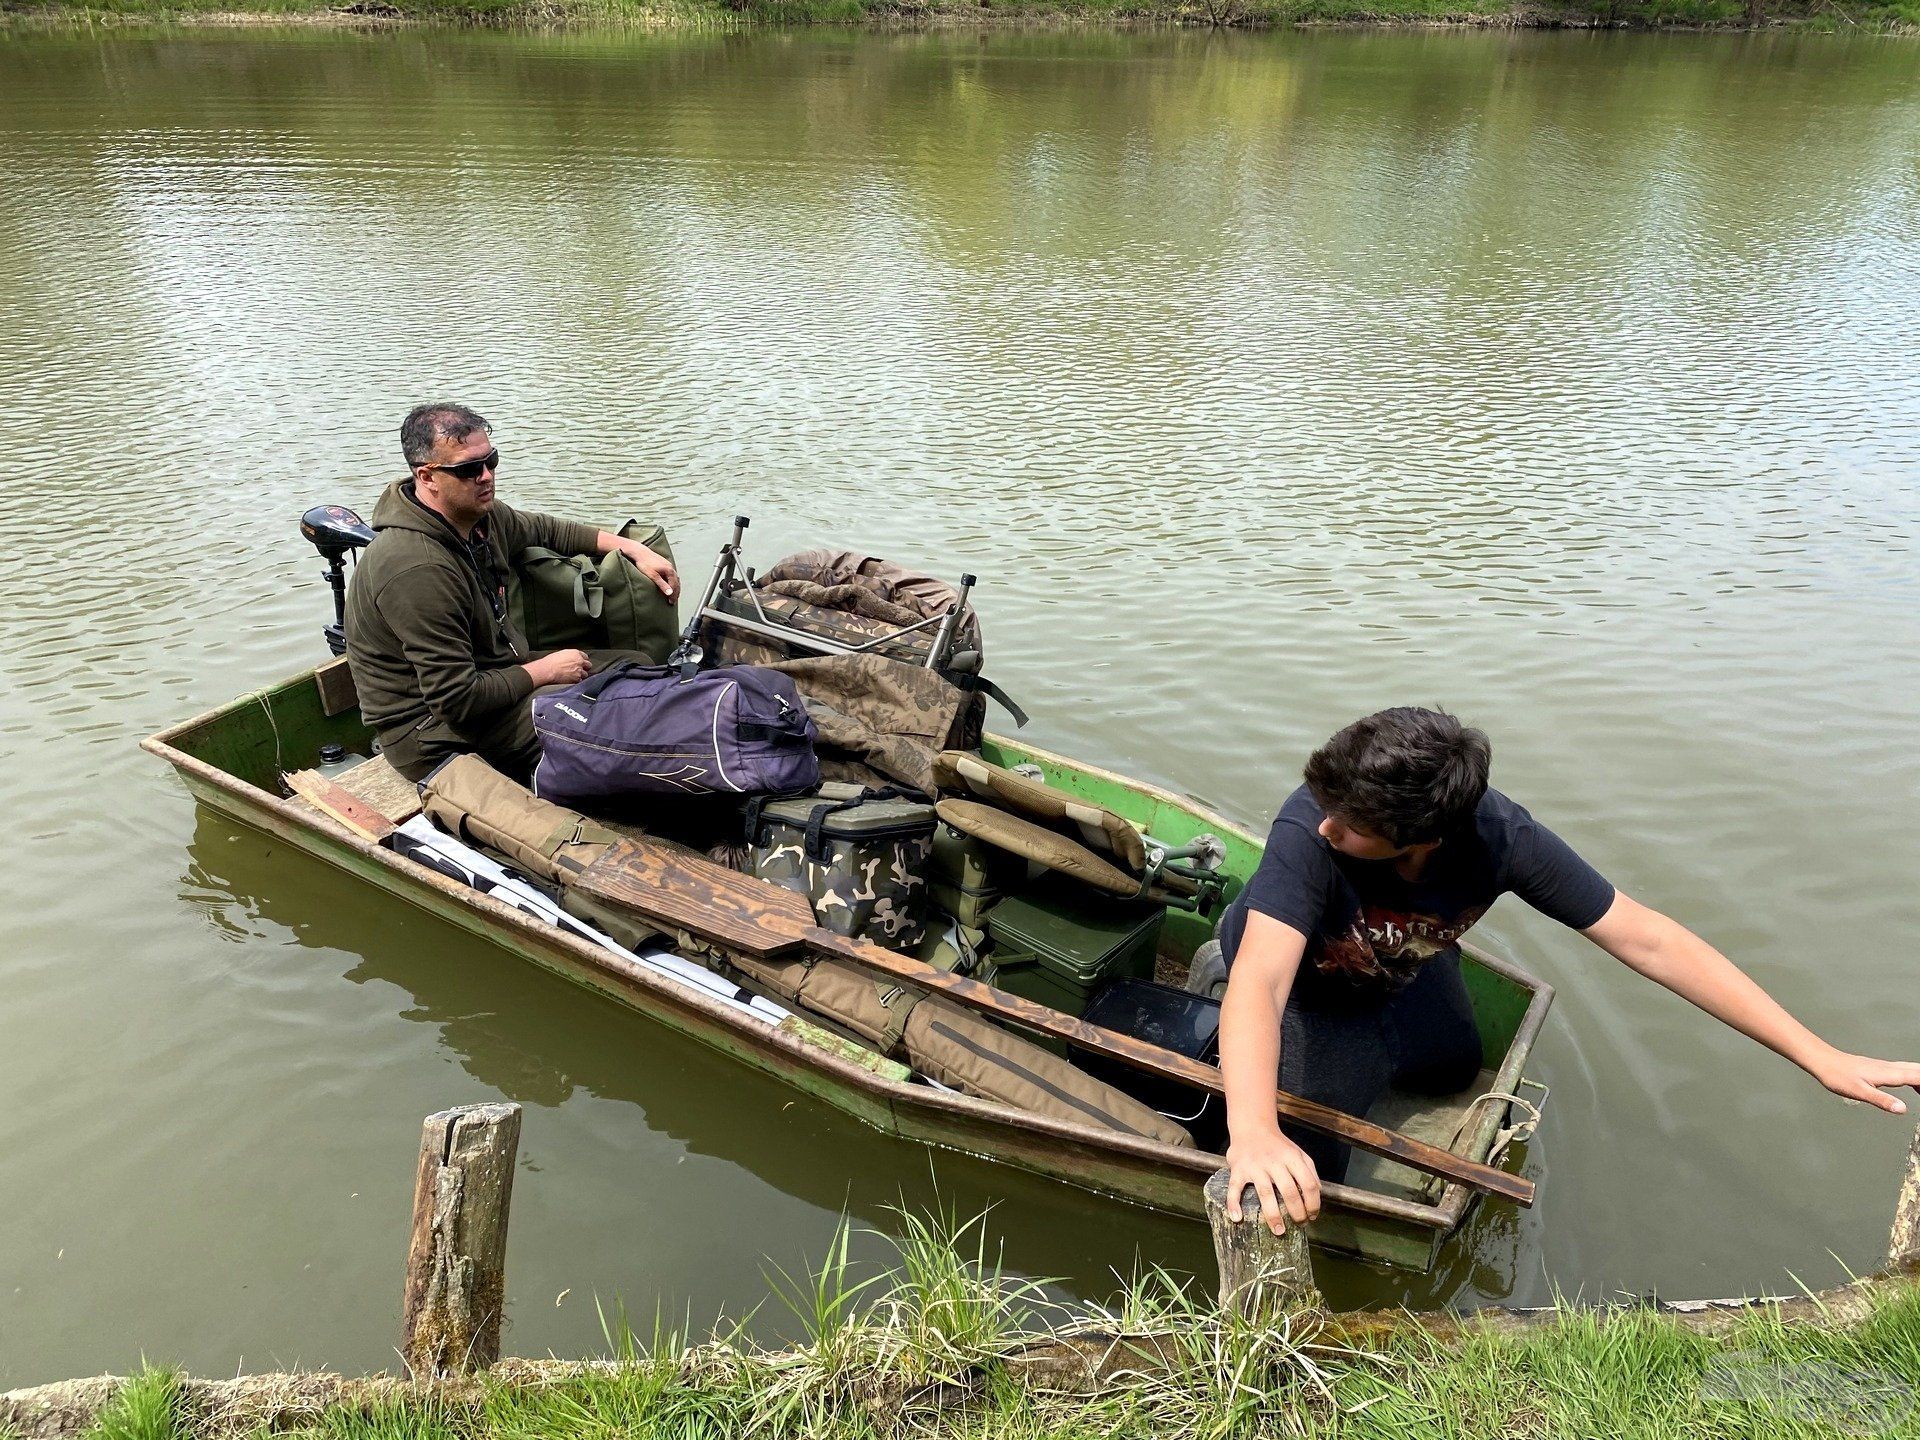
[572, 658, 674, 703]
[801, 785, 915, 860]
[520, 547, 605, 622]
[743, 784, 917, 858]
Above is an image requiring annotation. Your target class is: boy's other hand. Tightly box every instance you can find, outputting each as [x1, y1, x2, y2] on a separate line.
[1810, 1049, 1920, 1115]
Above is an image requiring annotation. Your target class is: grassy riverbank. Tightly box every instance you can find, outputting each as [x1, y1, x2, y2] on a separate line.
[3, 0, 1915, 32]
[15, 1218, 1920, 1440]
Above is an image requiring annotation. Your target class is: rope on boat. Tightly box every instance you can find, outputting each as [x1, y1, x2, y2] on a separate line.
[1414, 1083, 1547, 1200]
[253, 688, 285, 773]
[1456, 1083, 1546, 1164]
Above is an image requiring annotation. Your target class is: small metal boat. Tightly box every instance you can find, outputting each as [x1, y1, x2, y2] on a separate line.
[144, 655, 1549, 1272]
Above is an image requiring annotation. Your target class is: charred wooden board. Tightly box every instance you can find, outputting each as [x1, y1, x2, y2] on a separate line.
[573, 838, 817, 959]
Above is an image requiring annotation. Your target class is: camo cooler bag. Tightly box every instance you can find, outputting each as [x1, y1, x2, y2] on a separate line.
[747, 782, 937, 949]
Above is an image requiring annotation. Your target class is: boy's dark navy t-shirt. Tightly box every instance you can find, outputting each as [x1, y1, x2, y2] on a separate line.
[1219, 785, 1615, 1008]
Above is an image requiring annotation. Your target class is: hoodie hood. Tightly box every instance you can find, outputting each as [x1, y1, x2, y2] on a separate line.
[370, 479, 474, 546]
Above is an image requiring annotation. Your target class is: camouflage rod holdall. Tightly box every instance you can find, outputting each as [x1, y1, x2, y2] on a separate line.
[510, 520, 679, 662]
[746, 781, 937, 950]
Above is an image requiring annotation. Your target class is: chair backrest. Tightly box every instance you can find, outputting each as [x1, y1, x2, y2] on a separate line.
[935, 798, 1143, 899]
[932, 751, 1148, 874]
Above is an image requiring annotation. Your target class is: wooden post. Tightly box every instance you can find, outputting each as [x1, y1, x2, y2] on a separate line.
[1890, 1123, 1920, 1271]
[401, 1104, 522, 1378]
[1204, 1167, 1321, 1321]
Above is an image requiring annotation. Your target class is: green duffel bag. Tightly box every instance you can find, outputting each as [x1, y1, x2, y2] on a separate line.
[509, 519, 678, 662]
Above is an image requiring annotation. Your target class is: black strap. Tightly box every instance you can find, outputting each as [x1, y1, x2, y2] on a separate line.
[972, 675, 1030, 728]
[743, 786, 828, 845]
[737, 721, 808, 744]
[802, 796, 864, 861]
[743, 793, 770, 842]
[572, 659, 672, 703]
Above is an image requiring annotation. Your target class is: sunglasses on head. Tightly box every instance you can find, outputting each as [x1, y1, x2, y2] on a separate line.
[427, 448, 499, 483]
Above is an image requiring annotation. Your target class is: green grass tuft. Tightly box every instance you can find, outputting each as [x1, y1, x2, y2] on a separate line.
[84, 1367, 185, 1440]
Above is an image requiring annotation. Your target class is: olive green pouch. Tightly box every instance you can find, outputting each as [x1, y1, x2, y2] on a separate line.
[509, 519, 678, 662]
[928, 820, 1024, 927]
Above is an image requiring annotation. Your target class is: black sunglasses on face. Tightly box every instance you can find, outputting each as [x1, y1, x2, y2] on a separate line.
[427, 449, 500, 482]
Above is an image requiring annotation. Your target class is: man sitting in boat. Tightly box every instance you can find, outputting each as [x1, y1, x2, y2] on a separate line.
[343, 403, 679, 783]
[1218, 706, 1920, 1234]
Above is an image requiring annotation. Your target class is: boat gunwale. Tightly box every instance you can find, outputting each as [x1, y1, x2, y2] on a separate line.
[139, 669, 1547, 1235]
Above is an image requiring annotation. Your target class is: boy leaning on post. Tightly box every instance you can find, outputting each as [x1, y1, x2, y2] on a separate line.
[1217, 707, 1920, 1233]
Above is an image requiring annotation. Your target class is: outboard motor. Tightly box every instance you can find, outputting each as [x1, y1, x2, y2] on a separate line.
[300, 504, 374, 656]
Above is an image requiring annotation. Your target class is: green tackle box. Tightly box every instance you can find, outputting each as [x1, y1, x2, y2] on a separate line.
[984, 878, 1165, 1019]
[929, 821, 1027, 928]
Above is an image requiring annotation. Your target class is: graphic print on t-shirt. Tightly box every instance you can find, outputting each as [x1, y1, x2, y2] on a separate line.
[1318, 903, 1490, 987]
[1220, 784, 1615, 1005]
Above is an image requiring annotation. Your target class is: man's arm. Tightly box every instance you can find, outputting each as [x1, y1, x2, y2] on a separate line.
[1220, 912, 1323, 1235]
[1583, 893, 1920, 1112]
[592, 530, 679, 602]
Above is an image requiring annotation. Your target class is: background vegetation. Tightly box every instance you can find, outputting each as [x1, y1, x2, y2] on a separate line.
[3, 0, 1915, 34]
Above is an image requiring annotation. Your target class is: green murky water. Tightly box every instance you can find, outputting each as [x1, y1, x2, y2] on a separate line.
[2, 24, 1917, 1386]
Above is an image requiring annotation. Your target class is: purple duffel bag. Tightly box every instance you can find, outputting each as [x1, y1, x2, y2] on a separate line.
[530, 661, 820, 802]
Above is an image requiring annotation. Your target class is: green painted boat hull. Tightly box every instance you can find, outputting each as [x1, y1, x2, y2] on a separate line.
[144, 665, 1552, 1273]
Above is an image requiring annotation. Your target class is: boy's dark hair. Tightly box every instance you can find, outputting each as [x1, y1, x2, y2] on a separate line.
[1303, 708, 1491, 846]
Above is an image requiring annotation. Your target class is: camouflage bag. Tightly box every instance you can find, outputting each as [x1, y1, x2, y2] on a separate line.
[747, 781, 937, 950]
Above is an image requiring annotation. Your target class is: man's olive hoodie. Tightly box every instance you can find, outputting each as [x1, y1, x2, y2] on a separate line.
[344, 480, 599, 754]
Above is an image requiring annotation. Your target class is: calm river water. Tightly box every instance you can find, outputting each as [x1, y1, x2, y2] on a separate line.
[2, 24, 1917, 1387]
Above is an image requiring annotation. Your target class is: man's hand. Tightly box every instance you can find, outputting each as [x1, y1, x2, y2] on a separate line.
[1224, 1128, 1321, 1236]
[524, 649, 592, 688]
[616, 540, 679, 601]
[1808, 1049, 1920, 1115]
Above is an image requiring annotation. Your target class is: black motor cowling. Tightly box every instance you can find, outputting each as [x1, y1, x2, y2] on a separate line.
[301, 504, 374, 560]
[301, 504, 373, 656]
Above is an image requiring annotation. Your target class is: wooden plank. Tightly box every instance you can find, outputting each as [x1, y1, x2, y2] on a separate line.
[333, 754, 424, 825]
[314, 656, 357, 717]
[570, 832, 1532, 1206]
[573, 838, 816, 959]
[284, 769, 396, 844]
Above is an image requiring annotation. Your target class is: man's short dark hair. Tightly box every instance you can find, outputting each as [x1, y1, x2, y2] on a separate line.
[401, 403, 490, 468]
[1303, 707, 1491, 846]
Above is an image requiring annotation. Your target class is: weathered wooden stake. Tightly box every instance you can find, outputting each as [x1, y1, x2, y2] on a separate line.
[401, 1103, 522, 1379]
[1204, 1167, 1321, 1321]
[1890, 1122, 1920, 1271]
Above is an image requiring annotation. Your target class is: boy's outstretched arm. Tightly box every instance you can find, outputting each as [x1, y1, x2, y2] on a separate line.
[1219, 912, 1322, 1235]
[1583, 893, 1920, 1112]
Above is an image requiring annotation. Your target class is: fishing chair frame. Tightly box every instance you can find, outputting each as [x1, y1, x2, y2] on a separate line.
[668, 515, 977, 676]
